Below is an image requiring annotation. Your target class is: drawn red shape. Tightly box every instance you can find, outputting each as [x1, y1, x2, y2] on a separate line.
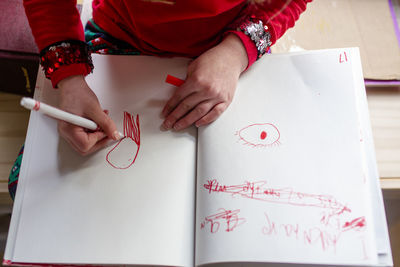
[339, 51, 348, 63]
[201, 209, 246, 233]
[236, 123, 280, 147]
[341, 216, 366, 232]
[260, 131, 267, 140]
[106, 112, 140, 169]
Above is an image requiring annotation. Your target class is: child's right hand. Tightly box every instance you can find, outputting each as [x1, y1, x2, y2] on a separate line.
[57, 75, 120, 155]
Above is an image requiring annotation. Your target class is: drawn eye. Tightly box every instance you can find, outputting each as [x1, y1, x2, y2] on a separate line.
[236, 123, 281, 148]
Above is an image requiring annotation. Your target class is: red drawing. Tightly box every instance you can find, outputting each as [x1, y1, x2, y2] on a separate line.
[261, 212, 277, 236]
[341, 216, 366, 232]
[236, 123, 280, 148]
[339, 51, 348, 63]
[200, 208, 246, 233]
[303, 226, 340, 252]
[262, 213, 367, 254]
[262, 212, 341, 252]
[106, 112, 140, 169]
[203, 179, 351, 219]
[361, 238, 369, 260]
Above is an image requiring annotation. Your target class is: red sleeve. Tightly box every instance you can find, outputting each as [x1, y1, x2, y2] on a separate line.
[23, 0, 89, 87]
[228, 0, 312, 69]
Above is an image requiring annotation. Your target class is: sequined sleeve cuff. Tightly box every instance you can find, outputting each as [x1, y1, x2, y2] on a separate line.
[226, 17, 272, 70]
[39, 40, 94, 88]
[238, 19, 271, 59]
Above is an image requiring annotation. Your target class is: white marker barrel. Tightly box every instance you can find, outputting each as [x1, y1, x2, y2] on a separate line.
[21, 97, 98, 130]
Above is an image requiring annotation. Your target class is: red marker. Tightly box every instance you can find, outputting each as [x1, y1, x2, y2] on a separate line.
[165, 75, 185, 87]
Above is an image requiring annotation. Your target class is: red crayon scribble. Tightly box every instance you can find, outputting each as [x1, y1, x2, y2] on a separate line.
[341, 216, 366, 232]
[236, 123, 281, 148]
[106, 112, 140, 169]
[203, 179, 350, 218]
[201, 209, 246, 233]
[339, 51, 348, 63]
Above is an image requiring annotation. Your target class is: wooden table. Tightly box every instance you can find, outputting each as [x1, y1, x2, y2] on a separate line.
[367, 87, 400, 193]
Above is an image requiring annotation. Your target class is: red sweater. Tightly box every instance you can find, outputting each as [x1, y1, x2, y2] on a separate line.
[23, 0, 311, 86]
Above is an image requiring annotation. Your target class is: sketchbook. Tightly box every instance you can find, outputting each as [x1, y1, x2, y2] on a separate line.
[4, 48, 393, 267]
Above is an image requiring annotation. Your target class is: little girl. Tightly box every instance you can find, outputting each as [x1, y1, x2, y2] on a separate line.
[8, 0, 311, 198]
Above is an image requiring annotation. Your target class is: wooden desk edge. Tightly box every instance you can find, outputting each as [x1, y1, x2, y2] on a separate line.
[381, 178, 400, 198]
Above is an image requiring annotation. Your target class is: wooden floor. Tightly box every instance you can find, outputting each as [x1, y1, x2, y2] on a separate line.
[0, 90, 399, 265]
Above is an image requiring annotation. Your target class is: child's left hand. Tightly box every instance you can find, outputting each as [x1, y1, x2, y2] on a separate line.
[161, 34, 248, 130]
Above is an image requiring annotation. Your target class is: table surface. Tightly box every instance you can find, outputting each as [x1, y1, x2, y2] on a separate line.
[367, 87, 400, 191]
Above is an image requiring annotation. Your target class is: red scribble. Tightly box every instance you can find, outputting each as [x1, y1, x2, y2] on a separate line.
[281, 222, 300, 239]
[341, 216, 366, 232]
[303, 226, 340, 252]
[201, 208, 246, 233]
[203, 179, 350, 218]
[262, 212, 340, 252]
[236, 123, 281, 148]
[339, 51, 348, 63]
[320, 211, 341, 227]
[361, 238, 369, 260]
[261, 213, 277, 235]
[106, 112, 140, 169]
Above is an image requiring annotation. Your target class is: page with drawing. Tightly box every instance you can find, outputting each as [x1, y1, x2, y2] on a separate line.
[5, 55, 197, 266]
[195, 49, 379, 266]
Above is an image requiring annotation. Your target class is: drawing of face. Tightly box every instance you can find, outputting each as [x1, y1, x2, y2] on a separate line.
[236, 123, 280, 148]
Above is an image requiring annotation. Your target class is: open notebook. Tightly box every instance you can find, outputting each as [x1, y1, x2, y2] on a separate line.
[4, 48, 392, 267]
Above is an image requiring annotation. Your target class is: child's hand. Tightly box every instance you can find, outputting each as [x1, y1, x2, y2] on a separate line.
[58, 75, 120, 155]
[162, 34, 248, 130]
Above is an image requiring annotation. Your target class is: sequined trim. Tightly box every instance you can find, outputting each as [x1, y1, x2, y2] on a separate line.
[238, 19, 271, 59]
[39, 40, 94, 79]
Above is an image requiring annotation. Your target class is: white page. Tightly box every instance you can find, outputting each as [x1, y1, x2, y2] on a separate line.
[196, 49, 379, 266]
[351, 49, 393, 267]
[6, 55, 196, 266]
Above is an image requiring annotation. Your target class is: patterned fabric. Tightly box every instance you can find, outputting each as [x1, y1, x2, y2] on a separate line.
[8, 19, 141, 200]
[85, 19, 140, 55]
[8, 145, 24, 200]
